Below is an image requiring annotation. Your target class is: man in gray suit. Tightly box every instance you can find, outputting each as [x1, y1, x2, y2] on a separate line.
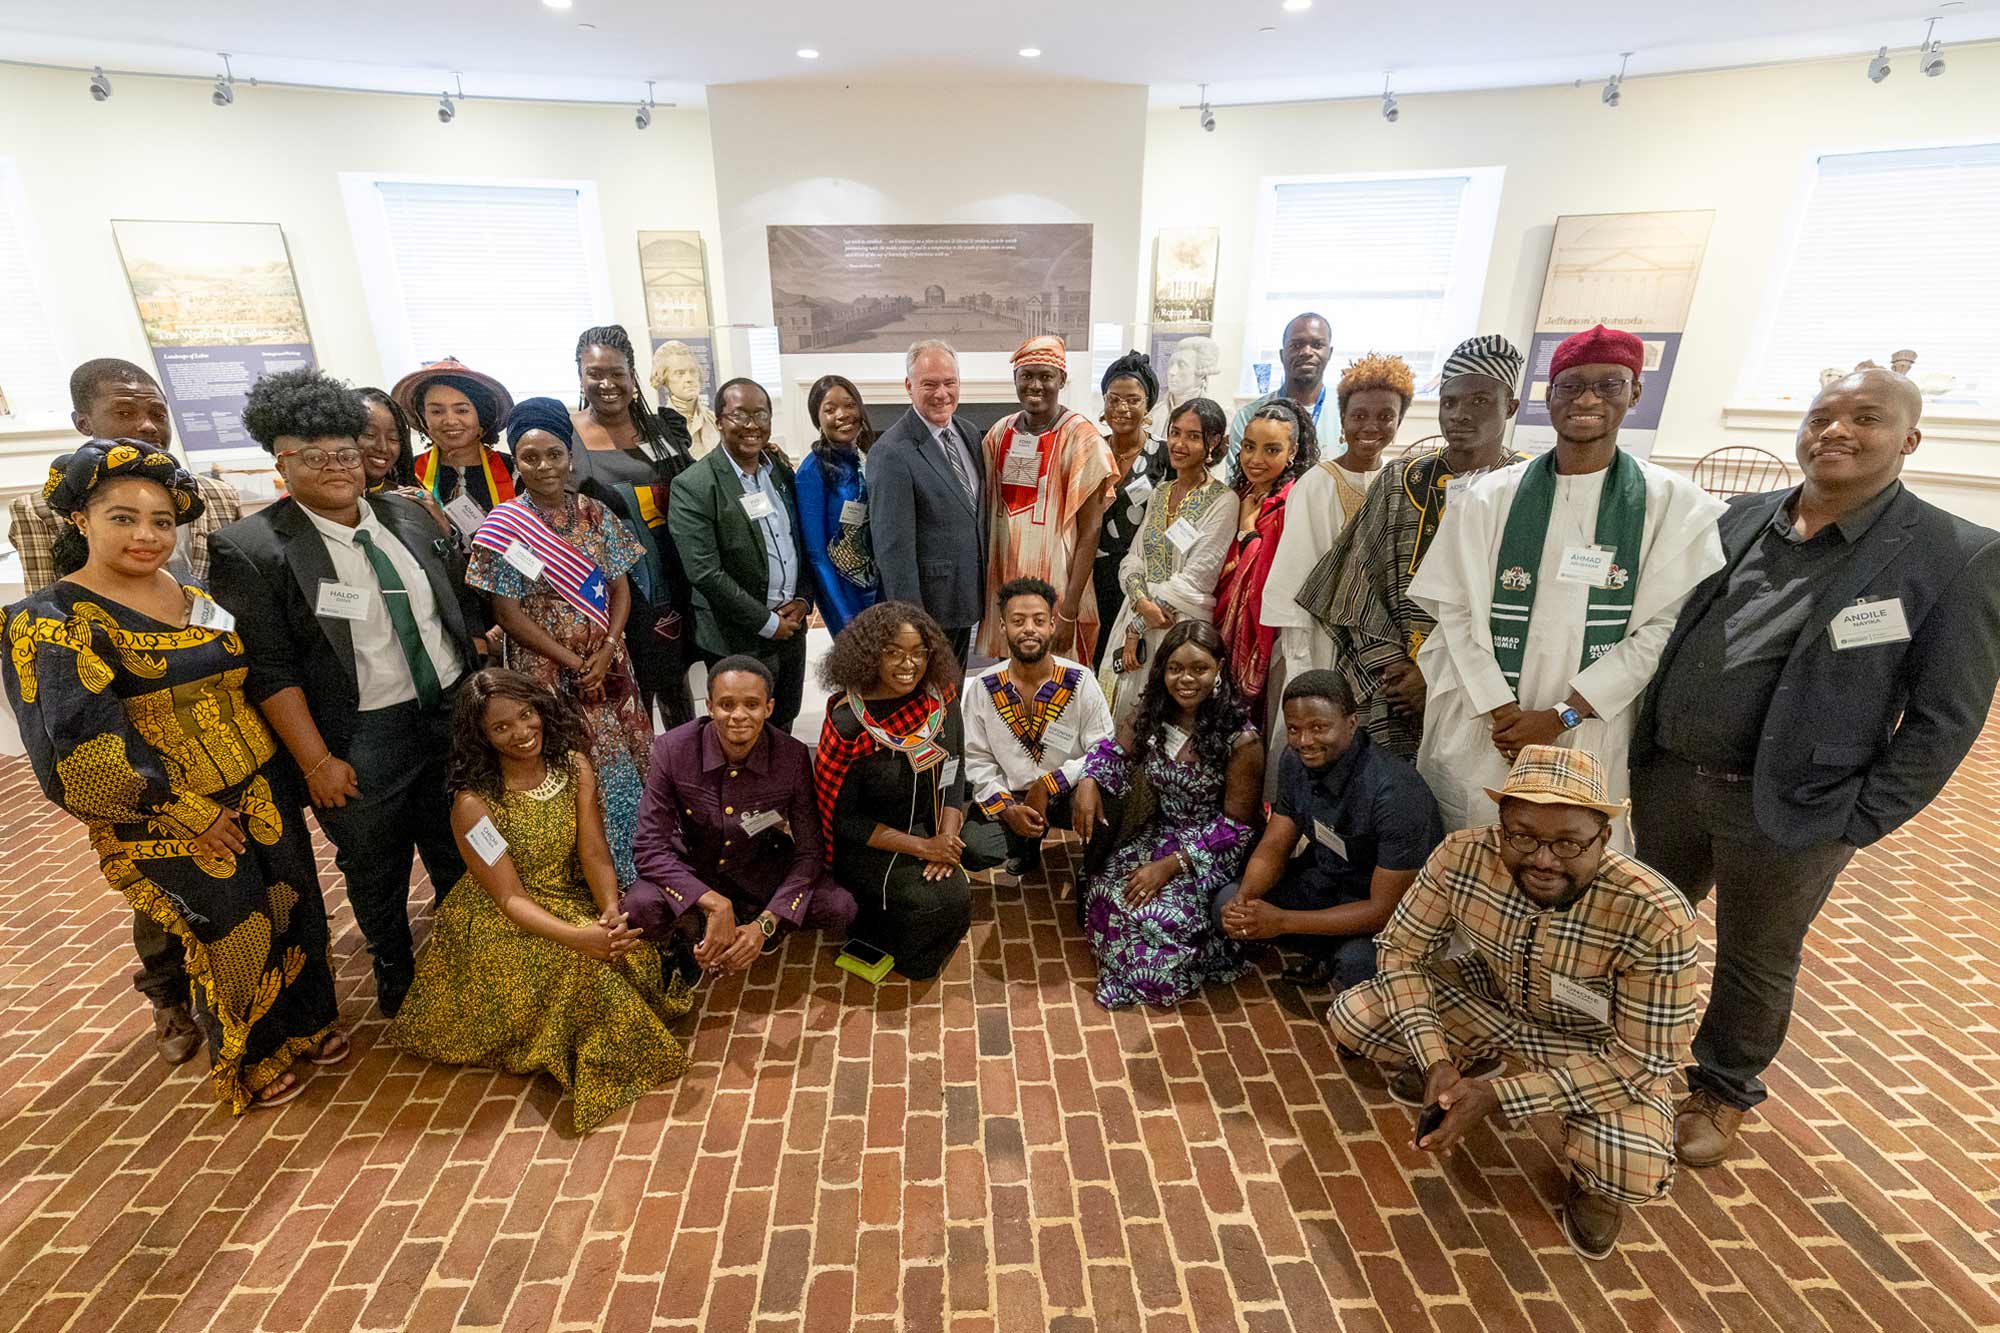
[866, 339, 991, 665]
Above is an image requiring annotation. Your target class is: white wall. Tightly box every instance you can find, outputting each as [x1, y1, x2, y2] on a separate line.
[0, 64, 723, 493]
[704, 80, 1150, 452]
[1140, 46, 2000, 525]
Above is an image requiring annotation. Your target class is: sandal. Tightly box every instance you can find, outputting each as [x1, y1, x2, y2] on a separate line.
[253, 1070, 306, 1109]
[308, 1031, 350, 1067]
[1280, 956, 1338, 988]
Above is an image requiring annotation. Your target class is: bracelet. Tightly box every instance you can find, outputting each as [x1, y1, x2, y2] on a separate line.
[1175, 849, 1194, 877]
[304, 753, 334, 780]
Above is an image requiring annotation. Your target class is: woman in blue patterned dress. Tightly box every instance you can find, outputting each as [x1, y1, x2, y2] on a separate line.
[1074, 620, 1265, 1009]
[794, 374, 880, 635]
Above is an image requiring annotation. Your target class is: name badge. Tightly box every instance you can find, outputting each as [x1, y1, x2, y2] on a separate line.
[1445, 476, 1473, 501]
[315, 580, 370, 622]
[1557, 545, 1615, 587]
[189, 598, 236, 633]
[939, 757, 960, 787]
[444, 494, 486, 539]
[740, 809, 784, 837]
[1313, 819, 1347, 858]
[1166, 517, 1201, 554]
[1830, 598, 1912, 650]
[1550, 972, 1610, 1024]
[1042, 713, 1079, 756]
[1160, 724, 1191, 761]
[1126, 474, 1155, 508]
[502, 540, 546, 581]
[739, 490, 776, 521]
[839, 499, 868, 526]
[464, 815, 509, 866]
[1002, 440, 1043, 487]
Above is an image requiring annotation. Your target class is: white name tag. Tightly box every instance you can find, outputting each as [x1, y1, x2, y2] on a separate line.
[1042, 713, 1079, 756]
[1166, 517, 1201, 554]
[1160, 725, 1190, 760]
[444, 494, 486, 539]
[739, 490, 776, 521]
[465, 814, 508, 866]
[740, 808, 784, 837]
[1829, 598, 1912, 650]
[1002, 440, 1043, 487]
[1313, 819, 1347, 858]
[1557, 544, 1615, 587]
[1445, 476, 1473, 501]
[315, 581, 370, 622]
[502, 540, 546, 581]
[189, 597, 236, 633]
[1125, 474, 1155, 507]
[840, 499, 868, 526]
[939, 757, 960, 787]
[1550, 972, 1611, 1024]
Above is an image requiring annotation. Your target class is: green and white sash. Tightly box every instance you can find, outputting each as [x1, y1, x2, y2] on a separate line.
[1488, 449, 1647, 691]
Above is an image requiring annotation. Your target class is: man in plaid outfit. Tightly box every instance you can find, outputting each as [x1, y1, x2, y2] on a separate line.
[1329, 745, 1695, 1260]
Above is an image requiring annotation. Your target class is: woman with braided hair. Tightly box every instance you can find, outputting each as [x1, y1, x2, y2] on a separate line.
[568, 324, 699, 728]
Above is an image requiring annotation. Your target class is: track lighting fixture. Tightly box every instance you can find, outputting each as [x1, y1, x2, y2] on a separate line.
[1920, 18, 1946, 77]
[1867, 45, 1892, 83]
[212, 53, 236, 107]
[635, 80, 654, 129]
[88, 66, 111, 101]
[1602, 52, 1629, 107]
[1381, 74, 1398, 123]
[1198, 83, 1215, 133]
[437, 91, 455, 123]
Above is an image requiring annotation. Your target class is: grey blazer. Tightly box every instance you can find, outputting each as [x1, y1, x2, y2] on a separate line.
[864, 406, 990, 629]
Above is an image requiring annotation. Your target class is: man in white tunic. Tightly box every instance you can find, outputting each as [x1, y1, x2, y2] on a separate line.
[1410, 325, 1725, 845]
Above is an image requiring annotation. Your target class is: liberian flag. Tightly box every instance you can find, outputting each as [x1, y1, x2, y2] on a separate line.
[471, 499, 610, 629]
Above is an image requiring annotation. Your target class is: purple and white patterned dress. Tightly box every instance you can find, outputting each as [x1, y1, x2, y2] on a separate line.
[1081, 730, 1256, 1009]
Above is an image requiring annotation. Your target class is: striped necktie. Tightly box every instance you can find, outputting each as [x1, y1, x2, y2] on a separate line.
[937, 424, 976, 502]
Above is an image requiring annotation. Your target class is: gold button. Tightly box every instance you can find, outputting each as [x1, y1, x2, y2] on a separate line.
[717, 858, 726, 866]
[725, 806, 735, 814]
[723, 839, 732, 847]
[730, 769, 739, 777]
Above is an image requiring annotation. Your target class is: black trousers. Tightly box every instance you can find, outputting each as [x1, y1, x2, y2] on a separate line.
[131, 911, 188, 1009]
[961, 792, 1075, 873]
[315, 693, 466, 1005]
[1090, 555, 1126, 671]
[1631, 752, 1857, 1111]
[705, 632, 808, 732]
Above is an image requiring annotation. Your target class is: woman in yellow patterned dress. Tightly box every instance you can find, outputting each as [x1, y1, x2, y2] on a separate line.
[388, 668, 692, 1131]
[3, 442, 343, 1112]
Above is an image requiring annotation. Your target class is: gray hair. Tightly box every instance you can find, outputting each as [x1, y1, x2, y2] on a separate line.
[906, 339, 959, 377]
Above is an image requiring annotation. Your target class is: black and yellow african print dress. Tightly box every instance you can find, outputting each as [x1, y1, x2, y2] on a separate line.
[3, 582, 338, 1113]
[386, 758, 693, 1132]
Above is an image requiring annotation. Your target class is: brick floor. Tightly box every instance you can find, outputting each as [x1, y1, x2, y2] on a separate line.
[2, 719, 1999, 1333]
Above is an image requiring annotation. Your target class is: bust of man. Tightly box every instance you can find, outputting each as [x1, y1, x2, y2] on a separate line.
[1151, 335, 1220, 436]
[651, 341, 721, 456]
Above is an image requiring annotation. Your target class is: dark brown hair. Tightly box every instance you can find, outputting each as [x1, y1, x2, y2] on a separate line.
[447, 668, 592, 801]
[818, 600, 960, 697]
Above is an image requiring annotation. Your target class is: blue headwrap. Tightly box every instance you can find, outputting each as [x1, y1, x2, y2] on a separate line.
[504, 396, 577, 451]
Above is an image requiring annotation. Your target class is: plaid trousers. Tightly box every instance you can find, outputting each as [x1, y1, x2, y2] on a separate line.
[1332, 961, 1677, 1206]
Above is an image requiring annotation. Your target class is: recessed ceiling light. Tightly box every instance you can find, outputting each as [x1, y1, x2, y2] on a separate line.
[1019, 47, 1042, 58]
[797, 48, 819, 59]
[542, 0, 572, 8]
[1282, 0, 1312, 11]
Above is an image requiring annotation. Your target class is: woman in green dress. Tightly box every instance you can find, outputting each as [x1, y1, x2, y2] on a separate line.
[388, 668, 692, 1131]
[3, 442, 342, 1112]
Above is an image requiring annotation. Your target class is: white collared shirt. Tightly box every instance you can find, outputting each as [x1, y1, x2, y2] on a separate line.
[961, 656, 1116, 809]
[723, 452, 800, 639]
[302, 504, 464, 710]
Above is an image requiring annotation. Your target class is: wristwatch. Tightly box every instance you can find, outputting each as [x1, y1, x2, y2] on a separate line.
[1556, 705, 1584, 731]
[756, 912, 778, 939]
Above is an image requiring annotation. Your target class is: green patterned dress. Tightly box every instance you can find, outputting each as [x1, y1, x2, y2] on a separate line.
[388, 758, 693, 1131]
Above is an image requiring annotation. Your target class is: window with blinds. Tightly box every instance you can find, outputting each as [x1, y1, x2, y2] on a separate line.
[0, 161, 69, 419]
[1749, 144, 2000, 409]
[1242, 169, 1502, 396]
[363, 179, 610, 402]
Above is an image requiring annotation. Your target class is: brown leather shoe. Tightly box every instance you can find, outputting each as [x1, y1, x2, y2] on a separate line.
[152, 1005, 201, 1065]
[1674, 1090, 1745, 1167]
[1563, 1177, 1624, 1260]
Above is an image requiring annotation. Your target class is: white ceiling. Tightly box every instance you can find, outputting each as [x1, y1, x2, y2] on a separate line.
[1, 0, 1993, 110]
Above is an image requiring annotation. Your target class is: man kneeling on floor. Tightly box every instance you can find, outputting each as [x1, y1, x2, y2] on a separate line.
[1214, 669, 1441, 988]
[1328, 746, 1696, 1259]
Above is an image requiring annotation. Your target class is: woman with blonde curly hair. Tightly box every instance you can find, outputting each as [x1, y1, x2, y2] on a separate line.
[1260, 353, 1416, 721]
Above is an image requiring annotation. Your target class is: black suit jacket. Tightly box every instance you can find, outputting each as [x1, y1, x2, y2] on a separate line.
[1634, 483, 2000, 848]
[665, 447, 816, 658]
[207, 494, 486, 755]
[865, 407, 990, 628]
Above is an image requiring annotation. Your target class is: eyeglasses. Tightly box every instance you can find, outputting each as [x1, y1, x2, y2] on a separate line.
[277, 445, 364, 471]
[1500, 828, 1604, 860]
[1548, 377, 1633, 403]
[723, 409, 773, 426]
[880, 645, 930, 667]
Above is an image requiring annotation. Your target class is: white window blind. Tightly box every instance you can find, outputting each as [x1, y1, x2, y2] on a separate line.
[0, 162, 68, 419]
[1750, 144, 2000, 408]
[1243, 172, 1498, 395]
[373, 181, 603, 402]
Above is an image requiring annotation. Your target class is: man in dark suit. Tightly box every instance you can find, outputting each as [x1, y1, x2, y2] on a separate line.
[867, 339, 990, 665]
[666, 378, 816, 730]
[1632, 367, 2000, 1166]
[208, 368, 483, 1016]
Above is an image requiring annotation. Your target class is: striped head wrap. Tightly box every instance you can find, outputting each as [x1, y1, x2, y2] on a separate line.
[1010, 336, 1067, 372]
[1440, 335, 1525, 392]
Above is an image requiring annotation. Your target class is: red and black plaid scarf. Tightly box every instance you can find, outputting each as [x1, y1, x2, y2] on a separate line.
[813, 684, 958, 863]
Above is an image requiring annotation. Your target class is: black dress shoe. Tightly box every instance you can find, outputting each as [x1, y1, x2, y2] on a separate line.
[1563, 1177, 1624, 1260]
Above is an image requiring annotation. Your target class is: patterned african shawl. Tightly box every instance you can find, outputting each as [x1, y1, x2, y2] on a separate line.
[812, 684, 958, 864]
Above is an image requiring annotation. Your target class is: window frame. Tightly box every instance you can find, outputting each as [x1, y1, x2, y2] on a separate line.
[1238, 165, 1505, 400]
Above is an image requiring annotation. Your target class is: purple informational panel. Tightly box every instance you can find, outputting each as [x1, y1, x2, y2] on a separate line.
[148, 344, 315, 453]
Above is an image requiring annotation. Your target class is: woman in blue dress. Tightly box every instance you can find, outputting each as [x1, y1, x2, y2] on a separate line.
[794, 374, 881, 636]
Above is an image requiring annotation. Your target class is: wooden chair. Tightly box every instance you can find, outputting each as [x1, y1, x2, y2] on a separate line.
[1690, 445, 1793, 499]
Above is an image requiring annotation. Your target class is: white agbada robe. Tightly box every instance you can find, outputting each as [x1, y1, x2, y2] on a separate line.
[1411, 453, 1725, 849]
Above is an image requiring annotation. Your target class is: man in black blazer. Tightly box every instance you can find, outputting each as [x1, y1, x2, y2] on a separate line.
[666, 378, 815, 729]
[1632, 368, 2000, 1166]
[208, 369, 483, 1016]
[867, 339, 990, 665]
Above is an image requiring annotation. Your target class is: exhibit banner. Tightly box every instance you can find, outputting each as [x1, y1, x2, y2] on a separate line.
[111, 220, 315, 455]
[1514, 210, 1715, 460]
[638, 229, 716, 384]
[1147, 226, 1220, 377]
[766, 224, 1093, 354]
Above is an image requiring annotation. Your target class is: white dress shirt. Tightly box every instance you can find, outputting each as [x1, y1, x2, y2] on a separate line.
[303, 504, 464, 710]
[961, 656, 1116, 812]
[724, 452, 800, 639]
